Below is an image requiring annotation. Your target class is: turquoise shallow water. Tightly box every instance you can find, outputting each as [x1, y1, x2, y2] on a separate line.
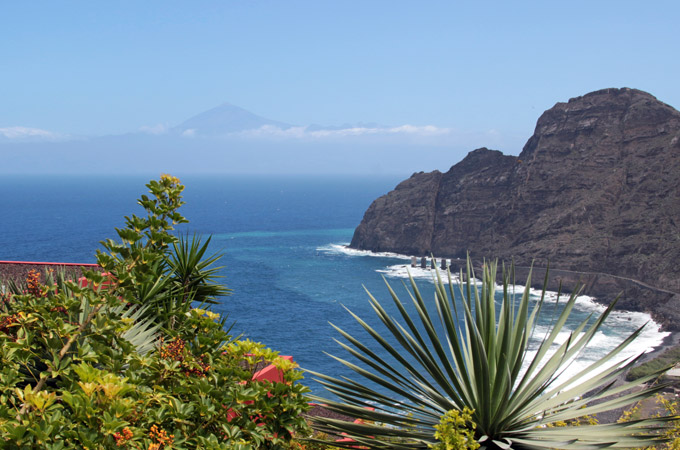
[0, 174, 668, 396]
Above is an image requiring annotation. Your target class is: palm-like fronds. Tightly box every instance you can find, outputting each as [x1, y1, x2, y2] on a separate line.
[167, 233, 231, 306]
[113, 303, 162, 356]
[310, 258, 674, 450]
[111, 233, 230, 331]
[47, 267, 160, 355]
[76, 293, 161, 356]
[50, 268, 160, 355]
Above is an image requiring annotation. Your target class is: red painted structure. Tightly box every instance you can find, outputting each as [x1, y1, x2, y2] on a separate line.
[0, 260, 107, 294]
[252, 355, 294, 383]
[0, 261, 98, 267]
[0, 261, 100, 287]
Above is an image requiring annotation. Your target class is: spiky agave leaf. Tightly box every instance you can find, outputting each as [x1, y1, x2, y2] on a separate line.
[309, 257, 675, 449]
[42, 268, 160, 355]
[77, 293, 160, 356]
[167, 233, 231, 306]
[116, 303, 162, 355]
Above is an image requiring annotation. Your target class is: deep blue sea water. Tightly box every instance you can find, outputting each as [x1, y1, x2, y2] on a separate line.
[0, 175, 668, 396]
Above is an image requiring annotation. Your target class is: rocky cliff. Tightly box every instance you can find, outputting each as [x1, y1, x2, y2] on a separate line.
[350, 88, 680, 327]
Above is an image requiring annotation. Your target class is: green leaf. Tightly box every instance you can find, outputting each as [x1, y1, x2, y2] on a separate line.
[311, 255, 674, 449]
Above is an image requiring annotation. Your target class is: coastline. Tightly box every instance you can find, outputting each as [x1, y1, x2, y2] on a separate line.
[323, 244, 678, 424]
[334, 245, 680, 333]
[639, 329, 680, 365]
[324, 244, 675, 356]
[490, 262, 680, 333]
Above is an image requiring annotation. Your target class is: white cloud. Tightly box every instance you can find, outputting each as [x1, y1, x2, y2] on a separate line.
[383, 125, 451, 136]
[0, 126, 64, 140]
[235, 125, 308, 139]
[231, 124, 453, 140]
[169, 123, 523, 152]
[139, 124, 168, 135]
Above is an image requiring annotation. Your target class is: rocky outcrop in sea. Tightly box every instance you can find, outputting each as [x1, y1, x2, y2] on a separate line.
[350, 88, 680, 329]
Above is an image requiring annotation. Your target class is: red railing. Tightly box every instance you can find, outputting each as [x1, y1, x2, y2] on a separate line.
[0, 261, 99, 267]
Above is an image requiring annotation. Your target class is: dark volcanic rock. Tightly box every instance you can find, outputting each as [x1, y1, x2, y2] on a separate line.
[350, 88, 680, 327]
[351, 170, 442, 255]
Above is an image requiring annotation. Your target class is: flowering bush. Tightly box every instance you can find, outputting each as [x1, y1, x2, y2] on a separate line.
[0, 176, 310, 449]
[430, 408, 478, 450]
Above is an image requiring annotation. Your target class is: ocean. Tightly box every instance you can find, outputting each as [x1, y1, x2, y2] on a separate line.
[0, 174, 668, 395]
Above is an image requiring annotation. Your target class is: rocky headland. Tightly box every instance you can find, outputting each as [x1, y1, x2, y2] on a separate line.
[350, 88, 680, 330]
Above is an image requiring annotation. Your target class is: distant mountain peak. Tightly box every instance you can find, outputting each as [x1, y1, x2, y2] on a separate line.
[173, 103, 292, 136]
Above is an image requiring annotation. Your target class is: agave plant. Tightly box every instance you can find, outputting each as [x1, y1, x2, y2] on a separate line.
[167, 233, 231, 306]
[99, 232, 230, 332]
[310, 258, 674, 449]
[78, 295, 161, 356]
[42, 268, 161, 355]
[150, 233, 231, 331]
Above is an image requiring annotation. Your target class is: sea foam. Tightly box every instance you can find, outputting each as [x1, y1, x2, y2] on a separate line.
[317, 246, 670, 388]
[317, 243, 412, 260]
[378, 263, 669, 350]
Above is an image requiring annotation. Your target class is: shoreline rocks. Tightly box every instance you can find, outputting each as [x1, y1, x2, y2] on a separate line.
[350, 88, 680, 330]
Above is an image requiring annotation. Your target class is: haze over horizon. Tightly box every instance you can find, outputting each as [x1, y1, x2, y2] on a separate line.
[2, 1, 678, 175]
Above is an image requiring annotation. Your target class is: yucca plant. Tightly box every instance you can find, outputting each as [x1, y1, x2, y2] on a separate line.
[167, 233, 231, 306]
[145, 233, 231, 332]
[99, 178, 229, 332]
[310, 258, 675, 449]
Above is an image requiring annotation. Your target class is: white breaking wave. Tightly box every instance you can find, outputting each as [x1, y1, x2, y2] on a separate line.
[521, 318, 668, 389]
[317, 243, 412, 260]
[376, 264, 479, 287]
[378, 262, 668, 358]
[318, 247, 670, 388]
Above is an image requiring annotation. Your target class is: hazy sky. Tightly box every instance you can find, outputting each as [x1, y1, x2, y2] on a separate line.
[1, 1, 678, 167]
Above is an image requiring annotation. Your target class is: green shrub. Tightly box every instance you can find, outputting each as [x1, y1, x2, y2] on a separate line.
[626, 346, 680, 381]
[0, 175, 311, 449]
[430, 407, 478, 450]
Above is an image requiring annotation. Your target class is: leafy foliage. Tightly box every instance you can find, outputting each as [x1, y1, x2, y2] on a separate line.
[617, 393, 680, 450]
[627, 346, 680, 381]
[96, 176, 230, 333]
[0, 175, 310, 449]
[653, 395, 680, 449]
[311, 258, 675, 449]
[430, 407, 478, 450]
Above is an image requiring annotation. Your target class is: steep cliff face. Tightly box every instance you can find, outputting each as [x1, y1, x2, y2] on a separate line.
[350, 88, 680, 315]
[351, 170, 443, 255]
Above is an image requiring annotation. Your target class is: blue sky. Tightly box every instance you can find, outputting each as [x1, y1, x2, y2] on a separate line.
[1, 1, 678, 173]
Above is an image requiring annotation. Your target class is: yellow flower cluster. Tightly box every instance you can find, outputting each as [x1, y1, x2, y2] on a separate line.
[430, 407, 479, 450]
